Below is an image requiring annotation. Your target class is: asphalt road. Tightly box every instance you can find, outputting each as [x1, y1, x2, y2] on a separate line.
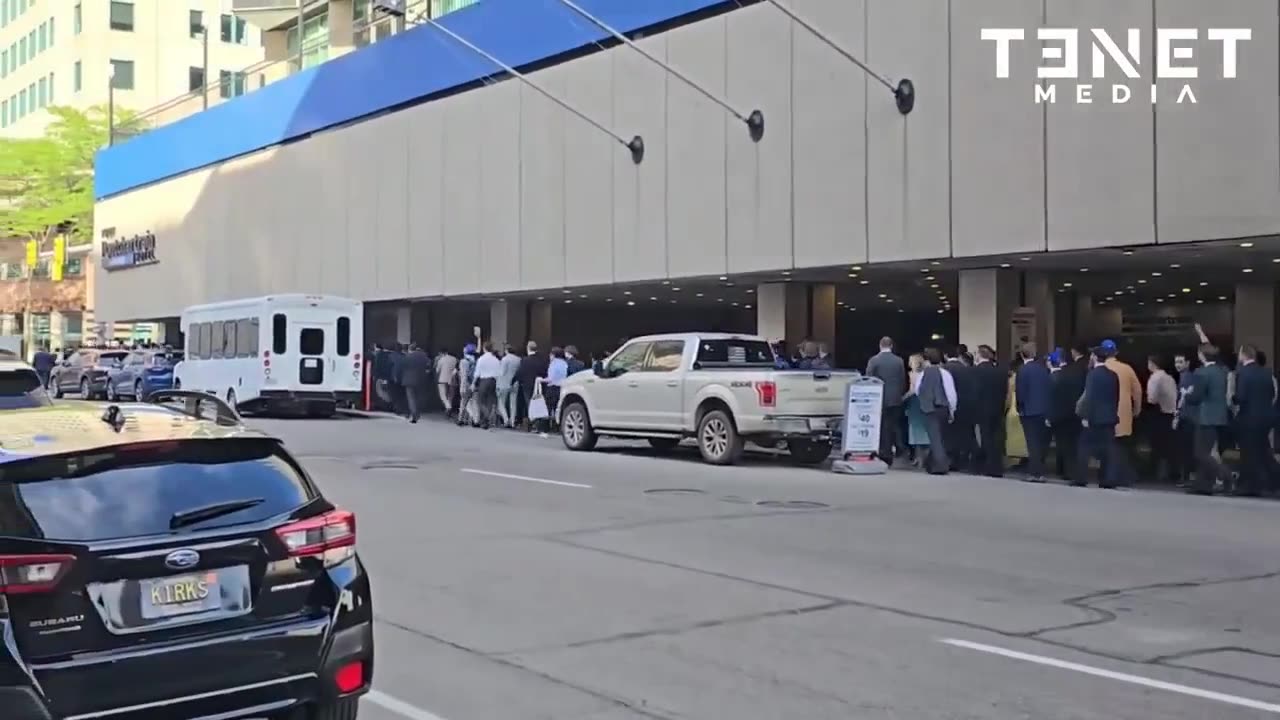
[248, 412, 1280, 720]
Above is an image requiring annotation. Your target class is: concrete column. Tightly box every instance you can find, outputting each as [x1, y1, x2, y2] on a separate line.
[530, 302, 553, 349]
[1235, 283, 1276, 363]
[327, 0, 355, 58]
[490, 300, 528, 348]
[810, 283, 836, 358]
[756, 283, 808, 344]
[958, 268, 1018, 360]
[48, 311, 64, 352]
[395, 306, 411, 345]
[1024, 272, 1055, 352]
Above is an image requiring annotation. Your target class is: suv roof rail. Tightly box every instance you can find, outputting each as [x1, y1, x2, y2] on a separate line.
[143, 390, 243, 427]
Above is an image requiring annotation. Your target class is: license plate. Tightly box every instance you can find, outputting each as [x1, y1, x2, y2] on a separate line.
[141, 572, 221, 619]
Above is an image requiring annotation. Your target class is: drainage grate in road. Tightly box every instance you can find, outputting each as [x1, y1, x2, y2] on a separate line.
[360, 462, 421, 471]
[644, 488, 707, 496]
[756, 500, 830, 509]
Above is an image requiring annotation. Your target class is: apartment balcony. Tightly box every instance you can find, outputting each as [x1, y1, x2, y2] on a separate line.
[232, 0, 328, 30]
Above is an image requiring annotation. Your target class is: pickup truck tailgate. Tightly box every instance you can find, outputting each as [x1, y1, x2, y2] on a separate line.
[774, 371, 860, 415]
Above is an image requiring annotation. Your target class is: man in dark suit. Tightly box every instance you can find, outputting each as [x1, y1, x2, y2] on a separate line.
[970, 344, 1007, 477]
[1172, 352, 1197, 487]
[1075, 346, 1121, 488]
[1050, 343, 1088, 483]
[943, 348, 978, 471]
[1232, 344, 1278, 496]
[866, 336, 907, 464]
[1184, 343, 1233, 495]
[398, 343, 431, 424]
[916, 348, 955, 474]
[1015, 342, 1053, 483]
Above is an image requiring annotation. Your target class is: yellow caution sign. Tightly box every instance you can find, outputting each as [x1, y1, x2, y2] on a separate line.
[52, 236, 66, 281]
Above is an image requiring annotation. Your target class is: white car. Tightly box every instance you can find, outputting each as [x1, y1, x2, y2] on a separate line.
[557, 333, 858, 465]
[0, 359, 54, 409]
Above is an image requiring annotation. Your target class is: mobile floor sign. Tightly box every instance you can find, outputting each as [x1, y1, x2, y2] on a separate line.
[833, 377, 887, 475]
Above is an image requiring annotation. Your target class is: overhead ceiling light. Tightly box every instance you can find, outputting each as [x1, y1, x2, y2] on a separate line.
[1079, 268, 1090, 272]
[886, 299, 895, 304]
[1169, 263, 1181, 269]
[999, 263, 1011, 268]
[878, 293, 888, 299]
[1063, 282, 1073, 288]
[626, 301, 635, 306]
[661, 280, 670, 285]
[564, 299, 573, 304]
[1151, 272, 1162, 277]
[1020, 256, 1031, 261]
[746, 289, 755, 294]
[744, 304, 752, 309]
[1156, 298, 1164, 303]
[937, 309, 945, 314]
[930, 260, 941, 266]
[1199, 281, 1208, 287]
[781, 271, 791, 276]
[536, 296, 545, 301]
[1219, 295, 1228, 300]
[732, 302, 739, 306]
[1273, 258, 1280, 263]
[929, 283, 939, 289]
[1138, 279, 1147, 284]
[717, 298, 725, 303]
[623, 290, 632, 295]
[672, 287, 681, 291]
[1123, 249, 1134, 255]
[1196, 299, 1205, 304]
[562, 289, 571, 294]
[1241, 242, 1255, 248]
[718, 275, 728, 280]
[649, 296, 657, 301]
[670, 300, 677, 304]
[920, 268, 930, 273]
[837, 301, 845, 306]
[695, 292, 704, 297]
[1181, 288, 1191, 293]
[605, 298, 614, 302]
[859, 280, 869, 285]
[852, 265, 863, 271]
[579, 294, 587, 298]
[1244, 268, 1255, 273]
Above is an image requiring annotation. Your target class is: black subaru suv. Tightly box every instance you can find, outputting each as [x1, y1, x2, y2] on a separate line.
[0, 391, 373, 719]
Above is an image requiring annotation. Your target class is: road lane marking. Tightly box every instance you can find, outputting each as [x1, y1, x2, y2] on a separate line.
[366, 689, 451, 720]
[460, 467, 592, 489]
[939, 638, 1280, 714]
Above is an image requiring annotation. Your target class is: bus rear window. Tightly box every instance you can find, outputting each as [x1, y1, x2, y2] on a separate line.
[337, 317, 350, 357]
[272, 314, 287, 354]
[696, 340, 774, 366]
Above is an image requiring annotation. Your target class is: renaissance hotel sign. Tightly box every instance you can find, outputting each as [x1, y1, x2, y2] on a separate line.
[100, 229, 158, 271]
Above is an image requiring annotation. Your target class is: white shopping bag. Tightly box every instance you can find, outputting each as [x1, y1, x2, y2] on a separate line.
[528, 383, 549, 420]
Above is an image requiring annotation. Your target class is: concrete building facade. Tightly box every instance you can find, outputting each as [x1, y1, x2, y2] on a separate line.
[91, 0, 1280, 363]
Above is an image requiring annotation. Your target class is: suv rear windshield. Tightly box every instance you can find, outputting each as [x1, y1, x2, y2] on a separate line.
[151, 352, 183, 367]
[0, 439, 315, 541]
[695, 339, 775, 366]
[0, 369, 52, 409]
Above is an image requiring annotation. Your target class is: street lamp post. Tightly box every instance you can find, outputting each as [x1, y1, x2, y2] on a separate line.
[107, 63, 116, 146]
[201, 24, 210, 110]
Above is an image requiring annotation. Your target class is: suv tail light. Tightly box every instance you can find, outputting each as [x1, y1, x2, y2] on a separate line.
[275, 510, 356, 567]
[0, 554, 75, 595]
[754, 381, 777, 407]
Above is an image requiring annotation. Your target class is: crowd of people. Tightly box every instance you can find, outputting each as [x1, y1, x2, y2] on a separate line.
[865, 327, 1280, 497]
[369, 340, 590, 433]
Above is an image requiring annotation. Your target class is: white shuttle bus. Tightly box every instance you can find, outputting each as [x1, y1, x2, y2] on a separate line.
[174, 294, 364, 416]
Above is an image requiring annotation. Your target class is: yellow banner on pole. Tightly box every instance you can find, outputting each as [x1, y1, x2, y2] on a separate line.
[52, 236, 66, 281]
[24, 240, 37, 268]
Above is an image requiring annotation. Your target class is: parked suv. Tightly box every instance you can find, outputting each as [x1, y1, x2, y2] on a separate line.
[50, 349, 129, 400]
[105, 348, 183, 401]
[0, 391, 374, 720]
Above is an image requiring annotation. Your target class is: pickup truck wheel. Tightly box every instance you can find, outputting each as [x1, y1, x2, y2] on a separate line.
[697, 410, 744, 465]
[787, 439, 832, 465]
[560, 402, 598, 451]
[646, 437, 681, 452]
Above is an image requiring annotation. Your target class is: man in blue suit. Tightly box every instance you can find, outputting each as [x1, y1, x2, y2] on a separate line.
[1015, 343, 1053, 483]
[1074, 347, 1122, 489]
[1184, 343, 1233, 495]
[1232, 344, 1278, 496]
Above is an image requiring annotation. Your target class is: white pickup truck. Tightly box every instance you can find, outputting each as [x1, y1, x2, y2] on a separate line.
[557, 333, 859, 465]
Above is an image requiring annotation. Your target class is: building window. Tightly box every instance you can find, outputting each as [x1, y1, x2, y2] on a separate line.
[47, 16, 52, 45]
[220, 14, 247, 45]
[285, 10, 329, 70]
[218, 70, 245, 99]
[188, 66, 204, 93]
[189, 9, 203, 38]
[0, 99, 6, 128]
[109, 59, 134, 90]
[66, 258, 83, 276]
[37, 20, 45, 51]
[36, 75, 45, 107]
[73, 60, 81, 92]
[1, 49, 7, 78]
[73, 1, 81, 35]
[47, 71, 53, 103]
[109, 1, 134, 32]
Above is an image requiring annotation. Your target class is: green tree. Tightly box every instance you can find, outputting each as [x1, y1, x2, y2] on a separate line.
[0, 104, 140, 251]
